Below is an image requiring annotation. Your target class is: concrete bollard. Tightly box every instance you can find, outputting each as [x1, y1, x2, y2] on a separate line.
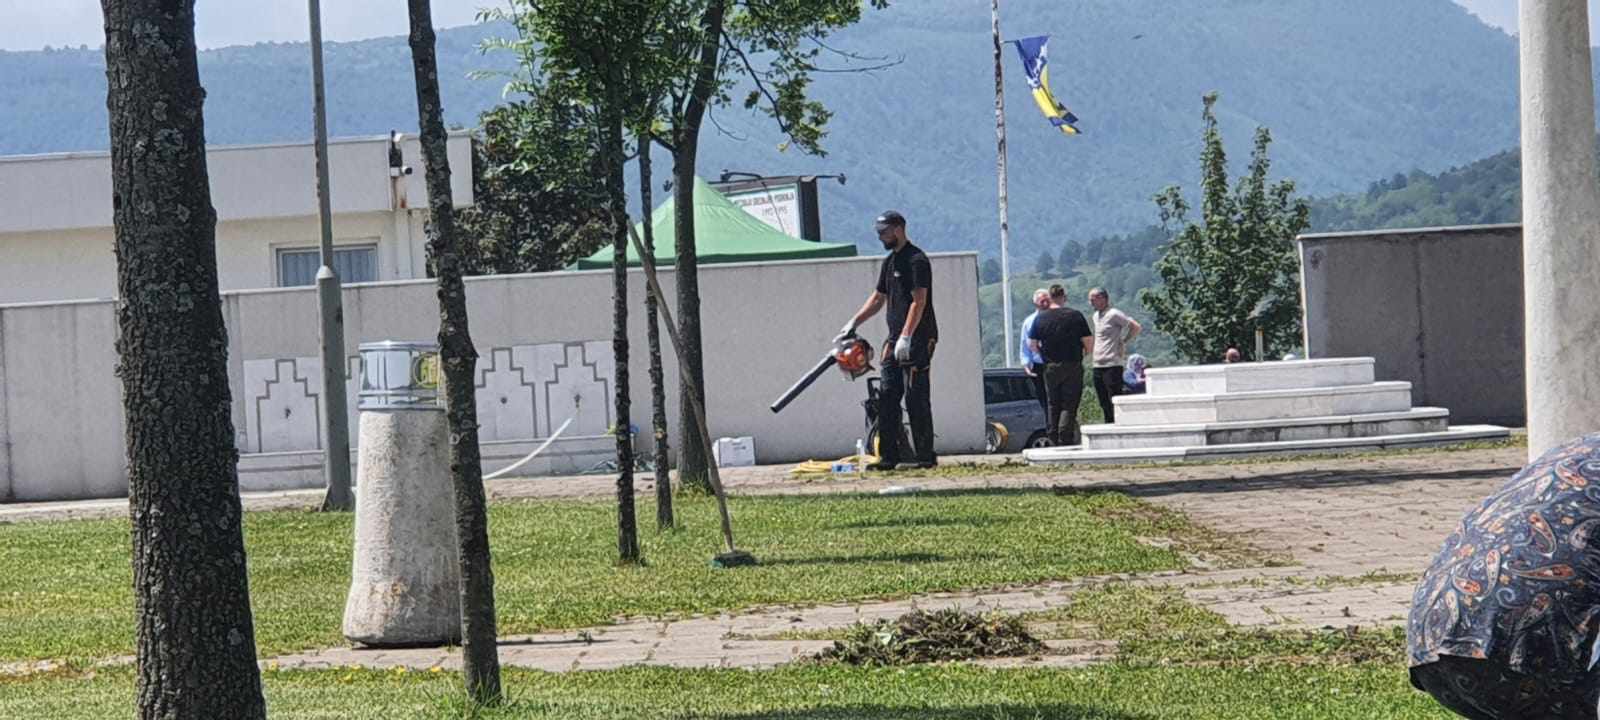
[342, 341, 461, 647]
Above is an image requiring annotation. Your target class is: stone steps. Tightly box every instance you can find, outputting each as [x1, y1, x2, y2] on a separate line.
[1024, 425, 1511, 465]
[1080, 408, 1449, 450]
[1145, 357, 1374, 396]
[1113, 381, 1414, 426]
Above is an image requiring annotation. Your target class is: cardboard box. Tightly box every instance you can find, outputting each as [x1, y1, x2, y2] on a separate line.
[713, 436, 756, 468]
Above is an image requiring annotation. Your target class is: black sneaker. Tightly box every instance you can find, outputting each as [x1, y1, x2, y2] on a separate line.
[896, 461, 936, 471]
[865, 461, 900, 472]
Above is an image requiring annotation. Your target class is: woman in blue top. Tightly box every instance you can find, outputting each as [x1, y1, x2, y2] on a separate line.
[1122, 354, 1149, 394]
[1407, 433, 1600, 719]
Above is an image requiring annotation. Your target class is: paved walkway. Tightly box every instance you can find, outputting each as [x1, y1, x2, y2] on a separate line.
[3, 445, 1525, 673]
[268, 446, 1520, 673]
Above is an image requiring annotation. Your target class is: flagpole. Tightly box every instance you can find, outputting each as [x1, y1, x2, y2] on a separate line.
[992, 0, 1015, 368]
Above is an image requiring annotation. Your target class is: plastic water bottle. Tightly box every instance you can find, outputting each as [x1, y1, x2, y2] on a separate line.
[855, 437, 866, 478]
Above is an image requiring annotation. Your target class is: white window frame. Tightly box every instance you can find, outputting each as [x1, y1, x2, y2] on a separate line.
[275, 243, 380, 287]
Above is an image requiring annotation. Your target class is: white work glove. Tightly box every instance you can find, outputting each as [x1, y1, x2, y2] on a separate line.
[894, 335, 912, 362]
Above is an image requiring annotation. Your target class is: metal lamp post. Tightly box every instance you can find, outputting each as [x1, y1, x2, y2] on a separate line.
[309, 0, 353, 511]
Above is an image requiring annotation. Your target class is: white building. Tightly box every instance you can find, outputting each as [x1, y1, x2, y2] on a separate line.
[0, 132, 473, 304]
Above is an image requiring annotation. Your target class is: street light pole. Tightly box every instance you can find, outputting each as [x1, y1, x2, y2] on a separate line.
[992, 0, 1015, 368]
[309, 0, 353, 511]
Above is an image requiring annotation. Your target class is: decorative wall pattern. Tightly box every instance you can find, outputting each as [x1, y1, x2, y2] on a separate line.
[240, 341, 612, 454]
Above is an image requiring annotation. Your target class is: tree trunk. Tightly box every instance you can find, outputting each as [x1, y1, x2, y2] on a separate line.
[607, 108, 641, 564]
[100, 2, 266, 717]
[672, 0, 727, 494]
[404, 0, 501, 704]
[640, 136, 674, 530]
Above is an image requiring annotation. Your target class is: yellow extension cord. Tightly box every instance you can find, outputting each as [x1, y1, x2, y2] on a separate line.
[790, 421, 1009, 474]
[790, 452, 878, 475]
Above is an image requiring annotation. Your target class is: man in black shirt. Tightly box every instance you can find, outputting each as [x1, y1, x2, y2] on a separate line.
[1028, 286, 1093, 446]
[838, 210, 939, 470]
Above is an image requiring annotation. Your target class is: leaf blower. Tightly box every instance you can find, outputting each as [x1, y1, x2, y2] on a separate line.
[770, 332, 875, 413]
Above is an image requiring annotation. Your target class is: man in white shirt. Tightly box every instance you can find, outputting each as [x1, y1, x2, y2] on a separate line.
[1017, 289, 1051, 417]
[1088, 288, 1141, 424]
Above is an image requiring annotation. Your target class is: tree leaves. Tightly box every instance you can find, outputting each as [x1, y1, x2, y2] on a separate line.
[1139, 93, 1310, 364]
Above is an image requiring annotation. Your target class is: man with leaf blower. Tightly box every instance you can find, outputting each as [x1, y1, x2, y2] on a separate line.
[837, 210, 939, 471]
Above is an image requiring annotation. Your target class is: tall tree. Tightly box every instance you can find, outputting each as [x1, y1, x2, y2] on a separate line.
[1033, 250, 1054, 277]
[640, 135, 675, 530]
[1058, 241, 1082, 272]
[405, 0, 502, 703]
[980, 257, 1002, 285]
[1140, 92, 1310, 363]
[662, 0, 726, 495]
[458, 99, 610, 275]
[655, 0, 892, 492]
[99, 1, 265, 716]
[498, 0, 664, 563]
[603, 84, 640, 563]
[484, 0, 891, 496]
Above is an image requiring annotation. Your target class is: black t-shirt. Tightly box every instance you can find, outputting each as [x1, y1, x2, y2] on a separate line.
[1029, 307, 1092, 364]
[876, 243, 938, 345]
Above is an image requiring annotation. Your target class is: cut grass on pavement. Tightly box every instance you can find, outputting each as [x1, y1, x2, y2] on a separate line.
[0, 489, 1197, 663]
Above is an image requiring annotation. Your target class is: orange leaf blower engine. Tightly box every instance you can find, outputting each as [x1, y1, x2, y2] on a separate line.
[769, 332, 875, 413]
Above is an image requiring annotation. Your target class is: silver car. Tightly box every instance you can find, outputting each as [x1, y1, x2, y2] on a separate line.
[983, 368, 1051, 453]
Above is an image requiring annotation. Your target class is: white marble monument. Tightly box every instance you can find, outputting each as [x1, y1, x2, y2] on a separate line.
[1025, 357, 1508, 465]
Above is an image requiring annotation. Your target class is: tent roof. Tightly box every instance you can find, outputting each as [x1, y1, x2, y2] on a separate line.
[573, 177, 857, 269]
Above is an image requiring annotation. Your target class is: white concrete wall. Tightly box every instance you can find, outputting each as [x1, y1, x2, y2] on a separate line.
[0, 299, 126, 501]
[0, 253, 984, 501]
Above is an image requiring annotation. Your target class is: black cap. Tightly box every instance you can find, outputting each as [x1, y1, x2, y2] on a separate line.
[874, 210, 906, 232]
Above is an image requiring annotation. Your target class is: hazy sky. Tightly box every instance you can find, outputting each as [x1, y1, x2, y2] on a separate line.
[0, 0, 489, 51]
[3, 1, 1598, 52]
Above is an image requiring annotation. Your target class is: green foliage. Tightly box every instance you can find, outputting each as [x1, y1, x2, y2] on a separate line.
[1139, 93, 1310, 364]
[815, 608, 1045, 666]
[978, 268, 1174, 369]
[1307, 148, 1521, 232]
[457, 101, 610, 274]
[979, 257, 1001, 284]
[1057, 241, 1082, 273]
[1032, 250, 1053, 277]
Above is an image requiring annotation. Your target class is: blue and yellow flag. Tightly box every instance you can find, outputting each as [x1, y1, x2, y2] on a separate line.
[1012, 35, 1081, 136]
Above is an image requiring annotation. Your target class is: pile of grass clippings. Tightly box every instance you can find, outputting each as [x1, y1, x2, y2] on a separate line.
[816, 608, 1046, 666]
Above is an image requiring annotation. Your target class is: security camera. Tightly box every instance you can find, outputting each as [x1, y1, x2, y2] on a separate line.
[391, 130, 405, 144]
[389, 165, 414, 177]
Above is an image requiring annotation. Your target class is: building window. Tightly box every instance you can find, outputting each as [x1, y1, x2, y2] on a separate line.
[277, 245, 378, 287]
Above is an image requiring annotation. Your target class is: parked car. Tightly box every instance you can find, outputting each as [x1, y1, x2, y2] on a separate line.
[984, 367, 1050, 453]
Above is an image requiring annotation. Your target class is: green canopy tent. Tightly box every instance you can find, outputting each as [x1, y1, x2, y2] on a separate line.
[573, 176, 857, 269]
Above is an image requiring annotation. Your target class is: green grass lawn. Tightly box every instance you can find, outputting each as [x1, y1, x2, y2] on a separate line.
[0, 663, 1451, 720]
[0, 489, 1190, 663]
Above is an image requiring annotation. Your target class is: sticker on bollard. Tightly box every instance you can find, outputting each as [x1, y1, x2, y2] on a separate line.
[358, 340, 441, 410]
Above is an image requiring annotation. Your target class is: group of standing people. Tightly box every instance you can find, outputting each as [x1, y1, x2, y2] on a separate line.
[1020, 286, 1142, 446]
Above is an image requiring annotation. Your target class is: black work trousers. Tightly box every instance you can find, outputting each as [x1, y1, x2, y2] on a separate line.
[1042, 360, 1084, 446]
[879, 356, 935, 465]
[1092, 366, 1124, 424]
